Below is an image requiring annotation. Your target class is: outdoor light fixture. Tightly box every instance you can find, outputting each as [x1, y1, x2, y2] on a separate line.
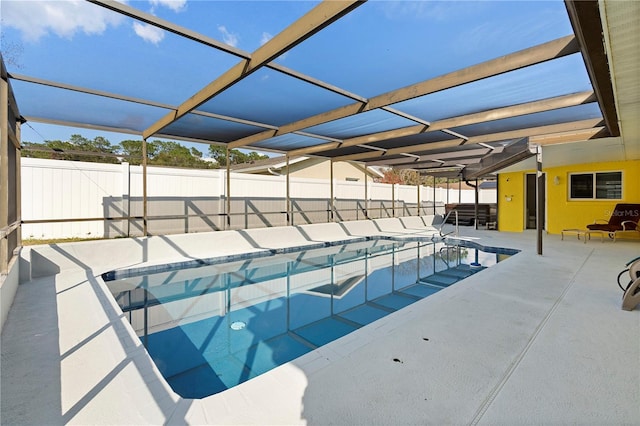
[554, 176, 560, 185]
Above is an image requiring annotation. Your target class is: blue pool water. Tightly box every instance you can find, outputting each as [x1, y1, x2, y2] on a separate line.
[105, 238, 517, 398]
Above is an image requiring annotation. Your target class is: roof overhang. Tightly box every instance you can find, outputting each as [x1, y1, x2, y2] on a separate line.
[462, 138, 534, 180]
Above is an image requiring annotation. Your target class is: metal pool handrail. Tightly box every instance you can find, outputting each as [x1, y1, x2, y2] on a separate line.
[438, 210, 459, 238]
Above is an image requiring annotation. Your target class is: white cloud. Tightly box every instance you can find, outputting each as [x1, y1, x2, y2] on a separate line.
[377, 0, 485, 22]
[133, 22, 165, 45]
[259, 31, 288, 60]
[217, 25, 239, 47]
[134, 0, 184, 44]
[260, 32, 273, 46]
[1, 0, 124, 42]
[149, 0, 187, 12]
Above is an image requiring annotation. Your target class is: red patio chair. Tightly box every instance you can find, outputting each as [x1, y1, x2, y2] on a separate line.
[587, 203, 640, 240]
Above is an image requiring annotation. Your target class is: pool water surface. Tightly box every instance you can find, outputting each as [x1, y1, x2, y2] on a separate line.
[105, 238, 517, 398]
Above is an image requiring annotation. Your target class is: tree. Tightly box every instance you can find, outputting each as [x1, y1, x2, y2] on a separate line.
[119, 139, 158, 165]
[376, 168, 459, 186]
[152, 141, 215, 168]
[0, 33, 23, 68]
[208, 145, 268, 167]
[244, 151, 267, 162]
[190, 147, 202, 158]
[21, 133, 268, 170]
[21, 134, 120, 164]
[118, 140, 215, 169]
[378, 168, 404, 184]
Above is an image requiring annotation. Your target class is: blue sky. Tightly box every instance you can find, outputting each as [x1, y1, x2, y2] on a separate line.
[1, 0, 581, 156]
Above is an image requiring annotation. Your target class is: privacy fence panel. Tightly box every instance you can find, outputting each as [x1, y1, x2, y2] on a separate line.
[22, 158, 124, 239]
[130, 166, 224, 236]
[290, 177, 331, 225]
[21, 158, 491, 240]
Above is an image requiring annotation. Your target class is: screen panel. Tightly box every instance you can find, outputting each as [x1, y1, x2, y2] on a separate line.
[389, 54, 594, 122]
[13, 80, 170, 133]
[160, 113, 267, 143]
[447, 103, 603, 138]
[279, 1, 575, 97]
[199, 68, 355, 127]
[301, 109, 418, 140]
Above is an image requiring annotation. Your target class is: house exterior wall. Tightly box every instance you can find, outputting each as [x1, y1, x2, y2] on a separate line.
[498, 172, 526, 232]
[498, 159, 640, 234]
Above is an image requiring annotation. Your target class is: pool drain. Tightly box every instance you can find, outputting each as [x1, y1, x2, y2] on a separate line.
[230, 321, 247, 331]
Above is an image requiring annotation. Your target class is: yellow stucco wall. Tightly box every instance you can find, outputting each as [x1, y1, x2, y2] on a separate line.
[498, 172, 527, 232]
[545, 160, 640, 234]
[498, 160, 640, 234]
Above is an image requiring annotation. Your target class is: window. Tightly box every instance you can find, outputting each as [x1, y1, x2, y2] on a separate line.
[569, 171, 622, 200]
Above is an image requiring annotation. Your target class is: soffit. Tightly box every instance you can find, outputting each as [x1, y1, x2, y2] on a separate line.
[502, 0, 639, 172]
[602, 0, 640, 160]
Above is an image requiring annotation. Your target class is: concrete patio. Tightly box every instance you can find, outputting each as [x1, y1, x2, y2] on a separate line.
[1, 222, 639, 425]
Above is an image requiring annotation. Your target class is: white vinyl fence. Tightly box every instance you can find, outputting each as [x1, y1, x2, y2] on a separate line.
[21, 158, 496, 240]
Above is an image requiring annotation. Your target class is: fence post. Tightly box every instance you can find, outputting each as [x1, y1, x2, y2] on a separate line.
[226, 147, 231, 230]
[330, 160, 335, 222]
[122, 162, 130, 237]
[15, 120, 21, 249]
[218, 169, 225, 231]
[364, 164, 368, 219]
[142, 139, 148, 236]
[432, 182, 436, 215]
[446, 178, 450, 205]
[392, 184, 395, 217]
[0, 74, 9, 273]
[286, 155, 291, 226]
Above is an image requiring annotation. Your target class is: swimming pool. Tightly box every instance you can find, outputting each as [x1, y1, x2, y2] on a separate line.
[104, 237, 517, 398]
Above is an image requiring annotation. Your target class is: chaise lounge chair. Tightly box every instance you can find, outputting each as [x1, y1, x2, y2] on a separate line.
[586, 203, 640, 241]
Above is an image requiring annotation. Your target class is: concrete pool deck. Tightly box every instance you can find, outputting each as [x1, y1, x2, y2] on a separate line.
[2, 220, 639, 424]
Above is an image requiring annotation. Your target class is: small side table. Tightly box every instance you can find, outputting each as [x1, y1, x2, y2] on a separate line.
[585, 230, 605, 243]
[561, 228, 604, 243]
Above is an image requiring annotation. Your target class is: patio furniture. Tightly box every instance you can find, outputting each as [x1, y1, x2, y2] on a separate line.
[621, 257, 640, 311]
[586, 203, 640, 241]
[613, 220, 640, 241]
[561, 228, 604, 243]
[444, 203, 496, 226]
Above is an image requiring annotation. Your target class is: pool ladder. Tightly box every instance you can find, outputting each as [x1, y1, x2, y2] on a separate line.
[438, 210, 459, 238]
[438, 245, 461, 269]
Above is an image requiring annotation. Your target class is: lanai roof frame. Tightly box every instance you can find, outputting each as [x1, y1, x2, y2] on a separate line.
[6, 0, 623, 175]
